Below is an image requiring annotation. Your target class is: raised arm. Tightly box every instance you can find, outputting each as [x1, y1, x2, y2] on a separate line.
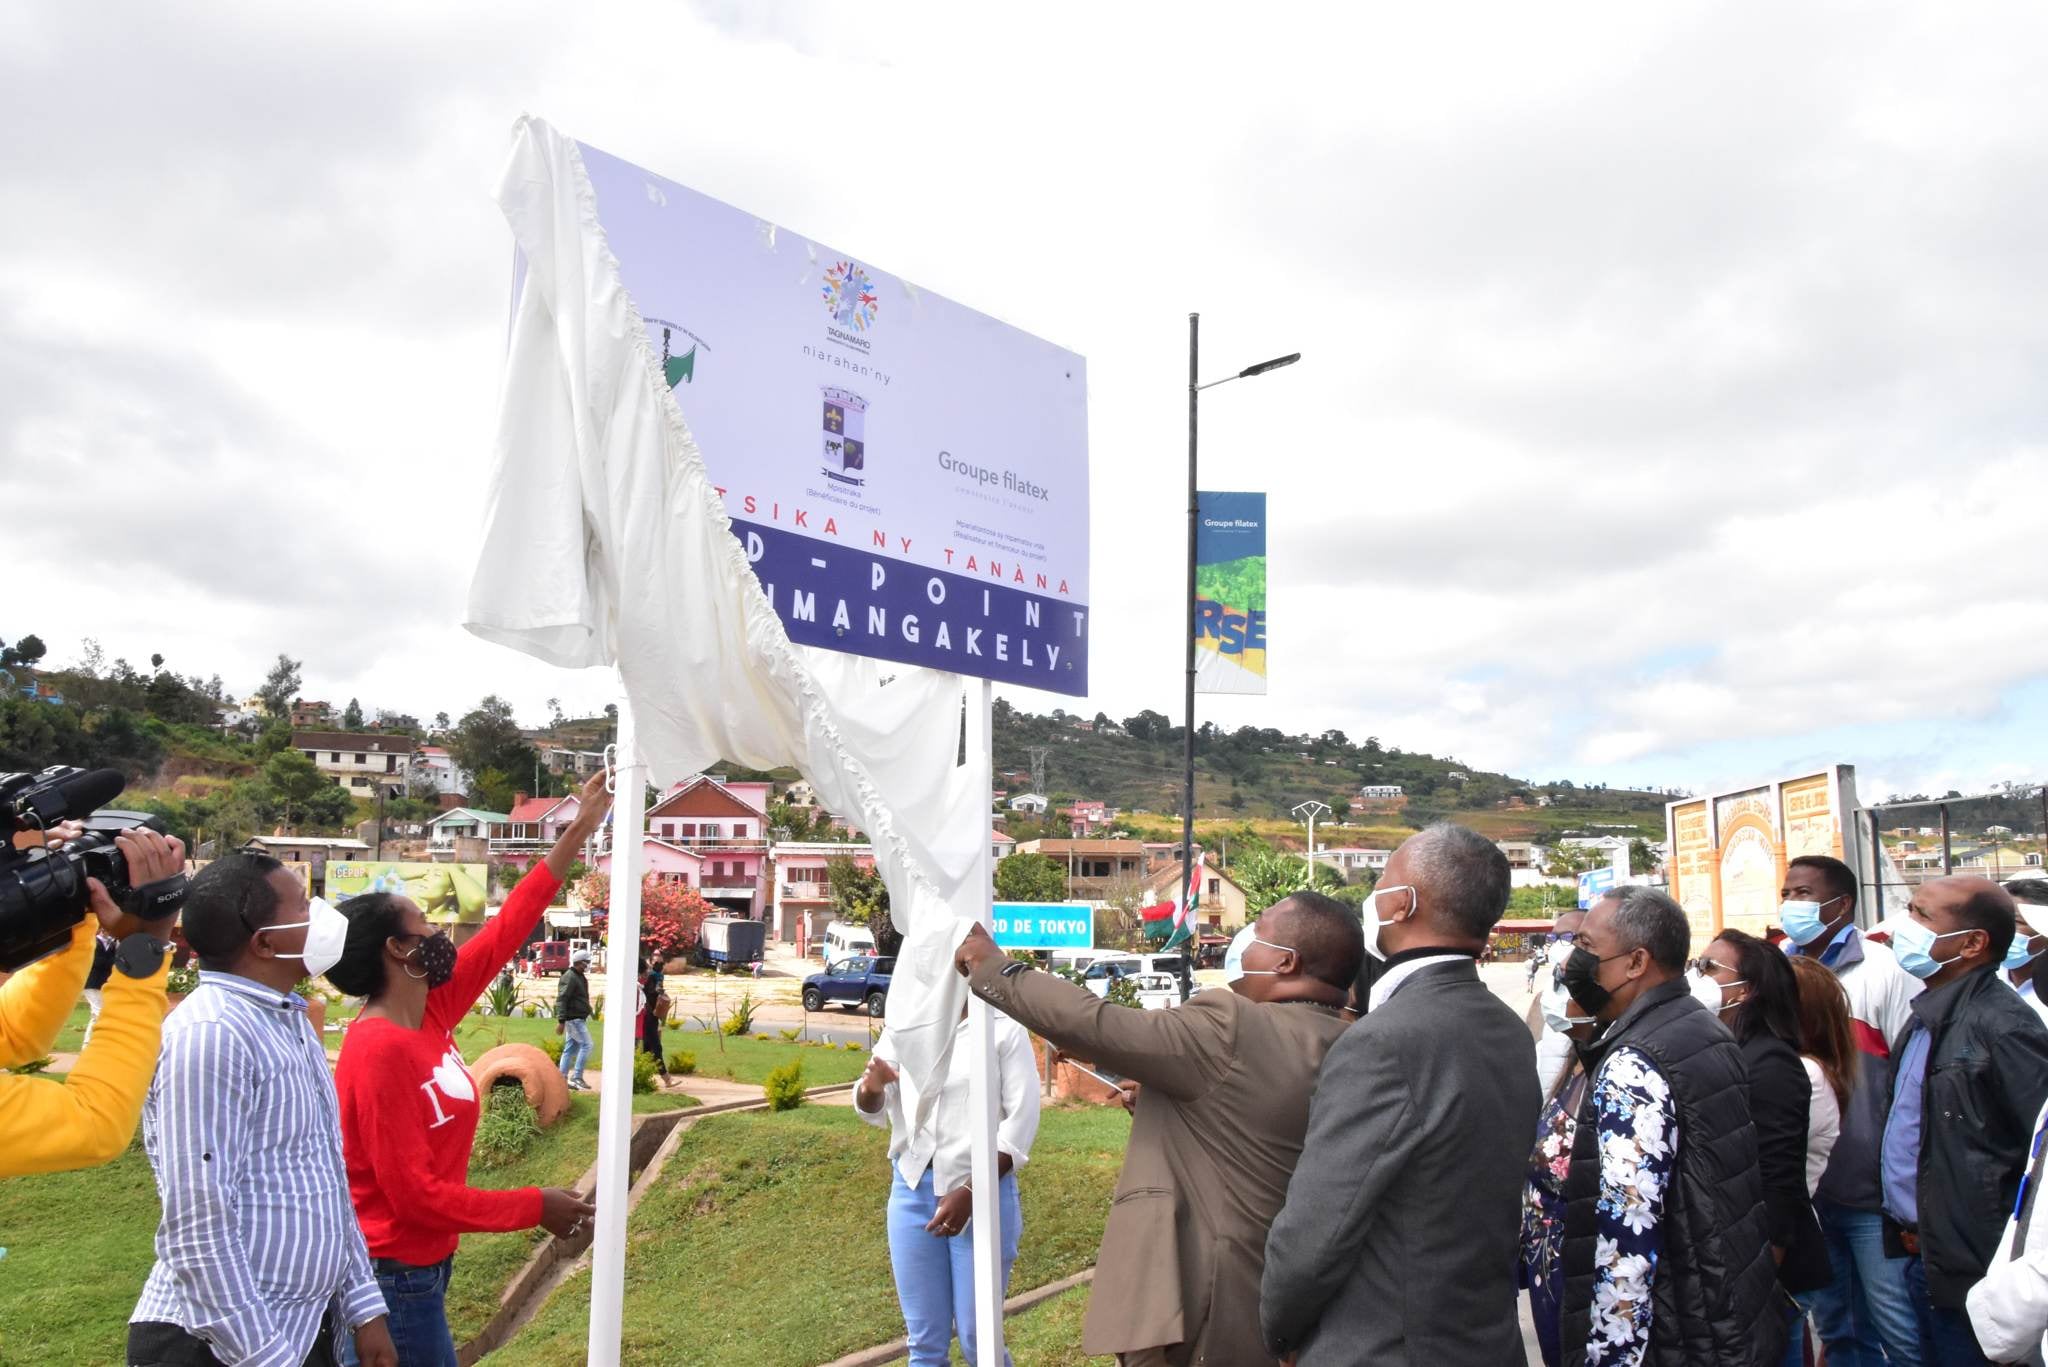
[961, 940, 1232, 1101]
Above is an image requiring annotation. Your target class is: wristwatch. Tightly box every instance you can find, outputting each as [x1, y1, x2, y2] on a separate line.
[112, 933, 173, 980]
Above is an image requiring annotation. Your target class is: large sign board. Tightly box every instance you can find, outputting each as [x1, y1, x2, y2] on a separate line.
[574, 140, 1091, 695]
[1665, 765, 1860, 941]
[325, 861, 490, 925]
[990, 901, 1093, 951]
[1194, 491, 1267, 694]
[1577, 866, 1618, 909]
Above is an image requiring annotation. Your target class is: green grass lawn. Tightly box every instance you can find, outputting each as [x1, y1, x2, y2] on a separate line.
[0, 1051, 695, 1363]
[493, 1102, 1130, 1366]
[952, 1284, 1094, 1364]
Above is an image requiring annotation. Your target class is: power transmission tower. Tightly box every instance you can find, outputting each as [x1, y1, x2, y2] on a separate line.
[1026, 747, 1050, 796]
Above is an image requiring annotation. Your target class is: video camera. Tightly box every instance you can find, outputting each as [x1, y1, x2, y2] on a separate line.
[0, 766, 182, 971]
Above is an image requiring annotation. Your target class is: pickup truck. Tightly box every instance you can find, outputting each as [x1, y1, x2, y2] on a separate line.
[802, 955, 896, 1017]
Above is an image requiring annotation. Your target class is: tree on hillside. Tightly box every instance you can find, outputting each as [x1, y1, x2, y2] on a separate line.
[0, 634, 47, 669]
[450, 695, 548, 793]
[471, 767, 516, 814]
[263, 750, 337, 830]
[1543, 843, 1606, 879]
[433, 711, 451, 732]
[1629, 838, 1659, 875]
[342, 698, 364, 729]
[256, 654, 303, 718]
[1121, 709, 1171, 741]
[995, 852, 1068, 903]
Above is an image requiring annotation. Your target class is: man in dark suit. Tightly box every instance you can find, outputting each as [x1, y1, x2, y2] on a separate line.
[1262, 823, 1540, 1366]
[955, 892, 1363, 1366]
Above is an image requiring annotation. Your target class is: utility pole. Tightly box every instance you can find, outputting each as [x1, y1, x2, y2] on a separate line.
[1026, 747, 1050, 798]
[1292, 800, 1331, 878]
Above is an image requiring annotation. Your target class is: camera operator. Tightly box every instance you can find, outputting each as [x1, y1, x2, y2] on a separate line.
[1, 822, 184, 1177]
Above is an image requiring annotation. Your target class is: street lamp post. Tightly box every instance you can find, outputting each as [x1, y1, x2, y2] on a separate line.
[1293, 800, 1332, 876]
[1182, 314, 1300, 925]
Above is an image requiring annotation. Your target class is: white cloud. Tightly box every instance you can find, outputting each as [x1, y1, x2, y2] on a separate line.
[2, 1, 2043, 791]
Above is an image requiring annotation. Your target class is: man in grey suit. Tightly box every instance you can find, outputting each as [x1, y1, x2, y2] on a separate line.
[956, 892, 1364, 1366]
[1263, 823, 1541, 1365]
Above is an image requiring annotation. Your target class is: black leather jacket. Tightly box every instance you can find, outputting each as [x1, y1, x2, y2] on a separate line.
[1892, 967, 2048, 1307]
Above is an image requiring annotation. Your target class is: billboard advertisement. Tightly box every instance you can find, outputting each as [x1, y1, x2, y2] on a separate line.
[1665, 765, 1861, 940]
[1195, 491, 1267, 694]
[573, 140, 1091, 695]
[990, 901, 1093, 952]
[324, 862, 490, 925]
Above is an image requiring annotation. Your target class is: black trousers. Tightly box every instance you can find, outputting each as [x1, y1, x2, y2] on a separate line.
[128, 1313, 337, 1367]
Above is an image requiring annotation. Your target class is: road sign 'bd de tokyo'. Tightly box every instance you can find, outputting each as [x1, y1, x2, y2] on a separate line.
[574, 139, 1092, 695]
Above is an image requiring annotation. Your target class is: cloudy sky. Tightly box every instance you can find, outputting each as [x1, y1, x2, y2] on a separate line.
[5, 2, 2044, 802]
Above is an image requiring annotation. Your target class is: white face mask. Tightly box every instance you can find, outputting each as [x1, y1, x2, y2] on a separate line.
[262, 896, 350, 979]
[1688, 969, 1747, 1013]
[1364, 884, 1416, 962]
[1540, 977, 1595, 1033]
[1222, 922, 1295, 984]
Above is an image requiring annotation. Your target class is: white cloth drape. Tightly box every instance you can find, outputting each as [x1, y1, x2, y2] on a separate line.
[466, 115, 984, 1123]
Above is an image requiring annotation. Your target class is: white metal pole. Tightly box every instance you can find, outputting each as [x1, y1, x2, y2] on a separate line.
[965, 677, 1005, 1367]
[587, 689, 647, 1367]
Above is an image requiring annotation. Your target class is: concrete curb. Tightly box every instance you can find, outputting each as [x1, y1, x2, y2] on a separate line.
[817, 1266, 1096, 1367]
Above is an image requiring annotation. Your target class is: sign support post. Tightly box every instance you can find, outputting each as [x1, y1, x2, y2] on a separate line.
[965, 677, 1005, 1366]
[587, 687, 647, 1367]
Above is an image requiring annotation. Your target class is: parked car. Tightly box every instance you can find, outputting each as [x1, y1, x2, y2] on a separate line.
[527, 940, 571, 976]
[819, 922, 876, 965]
[802, 955, 896, 1017]
[1130, 972, 1182, 1011]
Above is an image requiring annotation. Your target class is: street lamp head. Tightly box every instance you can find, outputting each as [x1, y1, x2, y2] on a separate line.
[1239, 352, 1301, 380]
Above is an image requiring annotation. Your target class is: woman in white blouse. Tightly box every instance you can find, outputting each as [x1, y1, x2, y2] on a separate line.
[1788, 954, 1856, 1191]
[856, 1005, 1042, 1367]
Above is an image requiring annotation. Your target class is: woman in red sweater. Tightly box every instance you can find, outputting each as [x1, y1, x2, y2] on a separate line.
[329, 772, 608, 1366]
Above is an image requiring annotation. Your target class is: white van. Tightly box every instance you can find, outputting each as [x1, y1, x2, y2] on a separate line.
[1049, 949, 1128, 976]
[821, 922, 876, 967]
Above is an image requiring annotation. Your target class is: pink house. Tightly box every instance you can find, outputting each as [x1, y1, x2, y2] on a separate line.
[769, 841, 875, 948]
[638, 776, 768, 917]
[493, 791, 594, 871]
[596, 836, 703, 888]
[1067, 799, 1116, 837]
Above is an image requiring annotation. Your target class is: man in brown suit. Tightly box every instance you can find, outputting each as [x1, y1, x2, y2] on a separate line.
[955, 891, 1363, 1366]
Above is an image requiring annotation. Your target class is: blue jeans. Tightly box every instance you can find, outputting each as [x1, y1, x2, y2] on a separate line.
[1904, 1253, 1992, 1365]
[339, 1258, 456, 1367]
[1803, 1200, 1923, 1367]
[885, 1168, 1021, 1367]
[560, 1018, 592, 1083]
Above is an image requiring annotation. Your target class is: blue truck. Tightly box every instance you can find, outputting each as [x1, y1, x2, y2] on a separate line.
[802, 955, 896, 1017]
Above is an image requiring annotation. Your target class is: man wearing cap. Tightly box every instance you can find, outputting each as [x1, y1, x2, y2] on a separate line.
[555, 950, 594, 1091]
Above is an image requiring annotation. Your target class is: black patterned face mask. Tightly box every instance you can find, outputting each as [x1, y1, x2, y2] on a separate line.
[409, 931, 458, 988]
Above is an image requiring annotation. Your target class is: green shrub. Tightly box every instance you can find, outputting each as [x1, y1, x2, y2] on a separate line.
[166, 963, 200, 995]
[522, 1002, 538, 1018]
[11, 1055, 54, 1075]
[666, 1049, 697, 1075]
[540, 1034, 564, 1064]
[763, 1059, 806, 1111]
[472, 1085, 542, 1168]
[843, 1041, 863, 1052]
[778, 1028, 801, 1043]
[485, 974, 518, 1018]
[632, 1047, 659, 1094]
[723, 989, 757, 1036]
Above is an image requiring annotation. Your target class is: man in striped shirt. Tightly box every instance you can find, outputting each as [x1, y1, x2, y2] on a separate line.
[128, 854, 396, 1367]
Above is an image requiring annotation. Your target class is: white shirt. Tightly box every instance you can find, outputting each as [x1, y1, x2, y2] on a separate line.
[1801, 1056, 1842, 1196]
[1368, 953, 1471, 1011]
[1968, 1094, 2048, 1363]
[2013, 976, 2048, 1030]
[856, 1013, 1042, 1195]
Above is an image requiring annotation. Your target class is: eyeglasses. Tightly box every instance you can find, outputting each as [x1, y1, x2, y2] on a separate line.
[1690, 957, 1739, 977]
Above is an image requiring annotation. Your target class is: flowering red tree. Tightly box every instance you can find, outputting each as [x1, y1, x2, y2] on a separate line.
[573, 872, 713, 962]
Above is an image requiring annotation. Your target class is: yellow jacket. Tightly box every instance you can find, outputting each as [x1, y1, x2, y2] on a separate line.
[0, 916, 170, 1176]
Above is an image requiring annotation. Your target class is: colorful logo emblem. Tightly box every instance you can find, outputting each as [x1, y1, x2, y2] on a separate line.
[647, 319, 702, 389]
[822, 260, 879, 332]
[822, 386, 868, 488]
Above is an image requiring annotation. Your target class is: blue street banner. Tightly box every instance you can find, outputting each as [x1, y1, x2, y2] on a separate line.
[1578, 866, 1618, 909]
[991, 902, 1094, 951]
[1195, 491, 1266, 695]
[572, 140, 1091, 695]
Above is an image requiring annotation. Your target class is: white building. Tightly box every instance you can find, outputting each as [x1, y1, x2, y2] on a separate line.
[1312, 847, 1392, 877]
[1007, 792, 1050, 814]
[293, 730, 417, 796]
[1358, 784, 1404, 799]
[410, 745, 471, 799]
